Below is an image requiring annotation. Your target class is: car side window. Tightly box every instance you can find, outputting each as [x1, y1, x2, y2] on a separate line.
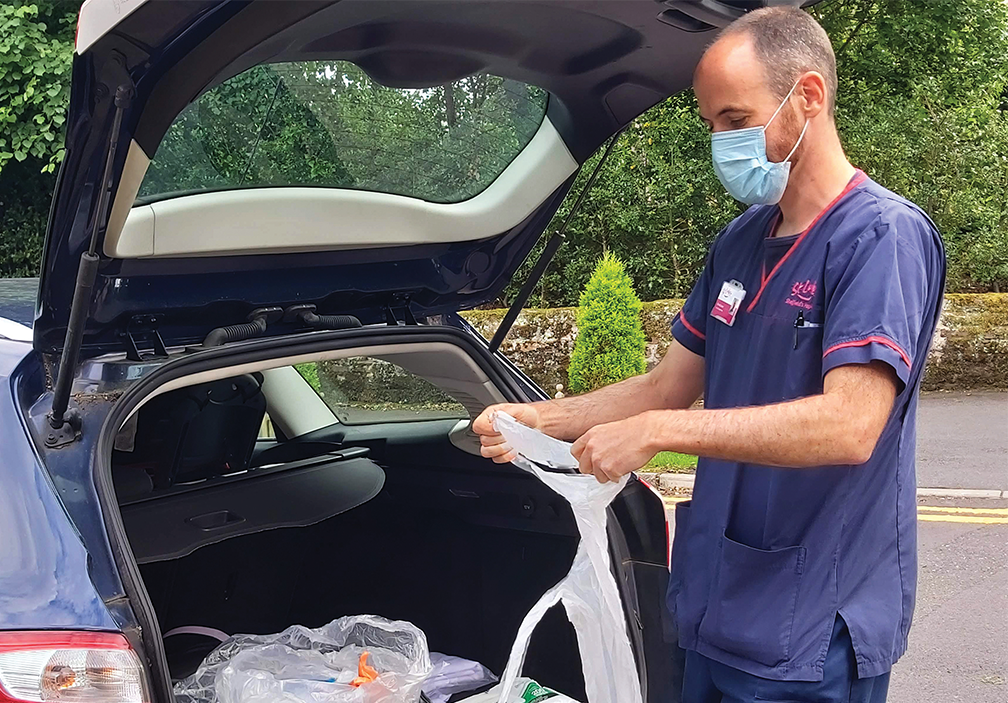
[294, 357, 468, 424]
[258, 413, 277, 439]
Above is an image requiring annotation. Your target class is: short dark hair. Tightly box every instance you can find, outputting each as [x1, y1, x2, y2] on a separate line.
[718, 7, 838, 115]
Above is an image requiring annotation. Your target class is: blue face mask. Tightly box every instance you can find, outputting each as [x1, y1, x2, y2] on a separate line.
[710, 81, 808, 205]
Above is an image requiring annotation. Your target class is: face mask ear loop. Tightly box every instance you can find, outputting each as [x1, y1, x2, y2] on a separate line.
[764, 78, 803, 131]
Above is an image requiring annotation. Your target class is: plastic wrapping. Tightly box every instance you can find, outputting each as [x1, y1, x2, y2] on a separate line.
[173, 615, 432, 703]
[492, 412, 644, 703]
[422, 654, 498, 703]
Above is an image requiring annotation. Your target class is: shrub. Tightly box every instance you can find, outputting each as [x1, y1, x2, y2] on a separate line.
[567, 253, 646, 393]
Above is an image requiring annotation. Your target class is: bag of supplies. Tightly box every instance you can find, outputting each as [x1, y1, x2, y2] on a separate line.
[173, 615, 431, 703]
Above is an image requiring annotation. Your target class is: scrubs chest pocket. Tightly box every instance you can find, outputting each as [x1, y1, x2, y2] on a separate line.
[698, 535, 806, 668]
[786, 309, 824, 396]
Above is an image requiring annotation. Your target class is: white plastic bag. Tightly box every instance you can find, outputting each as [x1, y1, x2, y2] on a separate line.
[492, 413, 644, 703]
[458, 677, 578, 703]
[173, 615, 431, 703]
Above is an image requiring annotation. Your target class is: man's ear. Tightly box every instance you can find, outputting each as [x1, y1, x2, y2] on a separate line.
[796, 71, 828, 119]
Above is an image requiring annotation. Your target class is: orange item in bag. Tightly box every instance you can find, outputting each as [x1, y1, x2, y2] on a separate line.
[349, 651, 379, 687]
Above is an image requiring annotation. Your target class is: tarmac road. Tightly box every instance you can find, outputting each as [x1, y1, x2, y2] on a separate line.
[889, 497, 1008, 703]
[915, 390, 1007, 491]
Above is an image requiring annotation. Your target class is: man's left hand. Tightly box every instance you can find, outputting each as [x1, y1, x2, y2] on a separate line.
[570, 414, 658, 483]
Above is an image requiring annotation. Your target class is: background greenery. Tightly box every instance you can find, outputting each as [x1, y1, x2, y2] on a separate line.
[567, 253, 647, 393]
[2, 0, 1007, 294]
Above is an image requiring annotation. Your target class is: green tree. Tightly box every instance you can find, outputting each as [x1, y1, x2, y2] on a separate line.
[0, 1, 75, 174]
[812, 0, 1008, 292]
[567, 253, 647, 394]
[0, 1, 75, 278]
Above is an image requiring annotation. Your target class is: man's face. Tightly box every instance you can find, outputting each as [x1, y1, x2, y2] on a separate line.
[694, 34, 804, 164]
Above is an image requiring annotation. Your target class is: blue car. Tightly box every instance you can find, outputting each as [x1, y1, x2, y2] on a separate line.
[0, 1, 799, 701]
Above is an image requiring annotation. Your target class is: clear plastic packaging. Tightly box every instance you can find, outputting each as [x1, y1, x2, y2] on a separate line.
[492, 412, 644, 703]
[422, 653, 498, 703]
[173, 615, 432, 703]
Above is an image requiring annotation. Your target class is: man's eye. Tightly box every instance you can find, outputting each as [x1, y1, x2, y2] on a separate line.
[730, 118, 747, 129]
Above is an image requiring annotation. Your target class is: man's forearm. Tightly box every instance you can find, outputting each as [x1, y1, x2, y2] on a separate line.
[642, 396, 859, 467]
[644, 364, 896, 467]
[534, 373, 666, 441]
[533, 340, 705, 441]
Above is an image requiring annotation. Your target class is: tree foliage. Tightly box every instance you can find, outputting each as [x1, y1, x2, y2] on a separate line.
[814, 0, 1008, 291]
[0, 1, 73, 173]
[1, 0, 1006, 293]
[141, 61, 545, 204]
[567, 253, 647, 394]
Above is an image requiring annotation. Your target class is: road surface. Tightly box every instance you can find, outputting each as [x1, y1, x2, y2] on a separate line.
[916, 390, 1007, 490]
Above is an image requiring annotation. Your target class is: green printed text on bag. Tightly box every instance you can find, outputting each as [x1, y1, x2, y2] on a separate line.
[521, 681, 558, 703]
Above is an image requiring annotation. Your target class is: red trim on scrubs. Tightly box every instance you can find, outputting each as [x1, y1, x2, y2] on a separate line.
[677, 312, 706, 340]
[823, 335, 911, 369]
[746, 170, 868, 313]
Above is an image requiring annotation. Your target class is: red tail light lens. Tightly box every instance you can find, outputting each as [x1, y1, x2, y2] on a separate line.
[0, 632, 148, 703]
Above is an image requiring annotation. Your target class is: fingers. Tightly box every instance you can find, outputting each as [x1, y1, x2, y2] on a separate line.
[572, 428, 622, 483]
[473, 403, 540, 466]
[478, 429, 515, 463]
[472, 407, 497, 436]
[570, 433, 586, 459]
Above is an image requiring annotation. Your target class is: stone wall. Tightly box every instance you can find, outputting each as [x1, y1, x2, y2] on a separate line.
[461, 294, 1007, 392]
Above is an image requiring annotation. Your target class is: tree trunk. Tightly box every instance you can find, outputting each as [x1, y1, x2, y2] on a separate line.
[444, 83, 456, 128]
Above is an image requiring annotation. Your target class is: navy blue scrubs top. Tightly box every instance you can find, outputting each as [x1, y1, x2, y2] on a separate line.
[667, 171, 946, 682]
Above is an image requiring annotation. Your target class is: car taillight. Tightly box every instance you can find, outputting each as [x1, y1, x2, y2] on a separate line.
[0, 632, 148, 703]
[639, 477, 671, 569]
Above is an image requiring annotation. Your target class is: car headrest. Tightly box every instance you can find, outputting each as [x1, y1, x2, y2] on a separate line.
[114, 374, 267, 491]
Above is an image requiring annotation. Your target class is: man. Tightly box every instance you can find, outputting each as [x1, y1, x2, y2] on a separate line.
[473, 6, 945, 703]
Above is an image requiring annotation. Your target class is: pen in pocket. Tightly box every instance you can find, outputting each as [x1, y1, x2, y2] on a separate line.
[793, 310, 822, 348]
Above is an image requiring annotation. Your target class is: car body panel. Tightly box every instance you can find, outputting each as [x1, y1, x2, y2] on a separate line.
[0, 340, 118, 631]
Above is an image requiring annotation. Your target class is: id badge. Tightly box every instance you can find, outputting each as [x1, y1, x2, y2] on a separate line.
[711, 279, 746, 327]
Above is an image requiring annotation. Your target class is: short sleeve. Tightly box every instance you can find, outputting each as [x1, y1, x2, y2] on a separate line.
[671, 239, 718, 357]
[822, 215, 933, 390]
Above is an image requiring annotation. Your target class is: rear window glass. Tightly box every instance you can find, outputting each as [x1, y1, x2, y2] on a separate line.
[139, 61, 548, 204]
[294, 358, 469, 424]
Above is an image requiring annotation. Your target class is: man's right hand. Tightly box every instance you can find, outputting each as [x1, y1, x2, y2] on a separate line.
[472, 403, 542, 463]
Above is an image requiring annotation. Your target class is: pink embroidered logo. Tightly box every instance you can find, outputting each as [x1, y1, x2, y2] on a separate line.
[785, 279, 817, 310]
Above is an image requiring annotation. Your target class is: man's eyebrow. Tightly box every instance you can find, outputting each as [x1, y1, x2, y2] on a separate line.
[717, 105, 749, 118]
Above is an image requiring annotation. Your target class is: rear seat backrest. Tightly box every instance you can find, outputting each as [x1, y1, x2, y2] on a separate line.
[171, 374, 266, 485]
[117, 374, 267, 490]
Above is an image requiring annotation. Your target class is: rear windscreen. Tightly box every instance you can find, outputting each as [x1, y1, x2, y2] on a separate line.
[138, 61, 548, 204]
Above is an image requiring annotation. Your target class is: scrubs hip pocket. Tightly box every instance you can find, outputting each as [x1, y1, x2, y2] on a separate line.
[698, 534, 806, 668]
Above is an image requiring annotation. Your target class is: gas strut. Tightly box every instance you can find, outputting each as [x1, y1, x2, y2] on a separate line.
[488, 128, 625, 353]
[47, 84, 134, 448]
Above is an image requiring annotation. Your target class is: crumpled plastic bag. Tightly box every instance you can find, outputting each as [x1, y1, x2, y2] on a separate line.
[173, 615, 432, 703]
[492, 413, 644, 703]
